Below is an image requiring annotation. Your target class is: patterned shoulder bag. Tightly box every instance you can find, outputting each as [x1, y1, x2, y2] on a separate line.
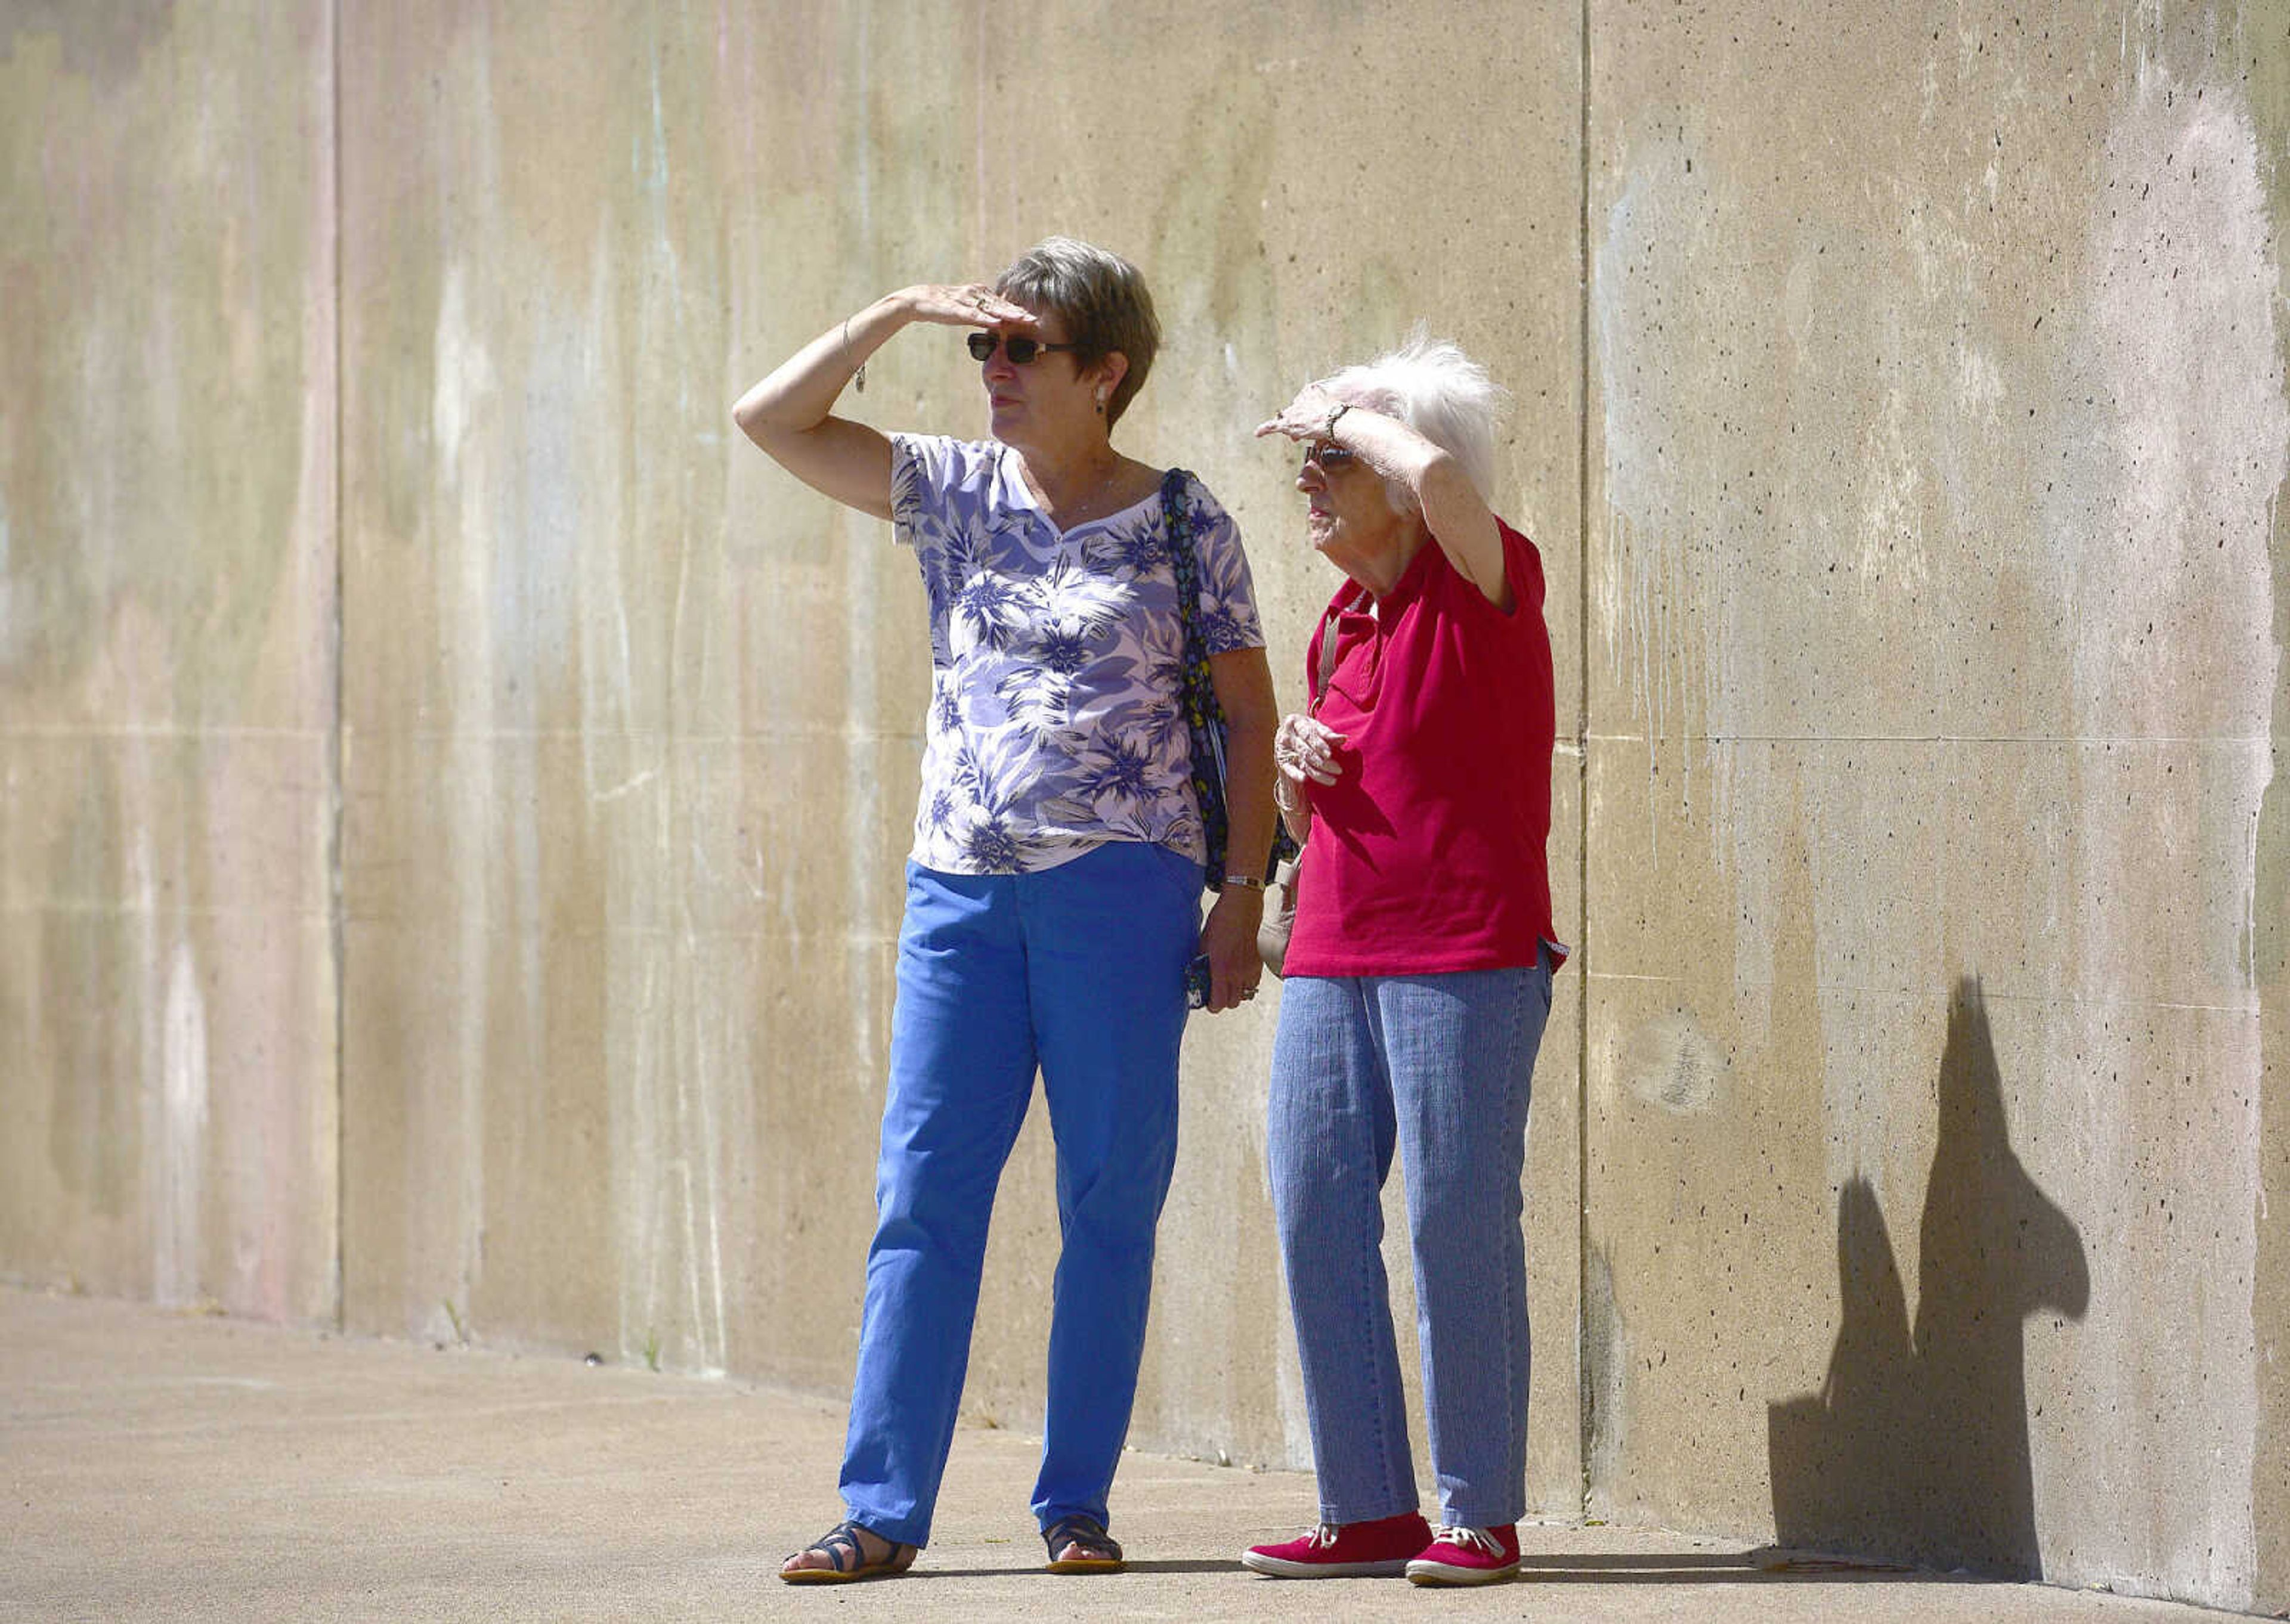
[1161, 469, 1298, 892]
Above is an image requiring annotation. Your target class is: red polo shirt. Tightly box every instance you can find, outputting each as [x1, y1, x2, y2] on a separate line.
[1282, 518, 1565, 978]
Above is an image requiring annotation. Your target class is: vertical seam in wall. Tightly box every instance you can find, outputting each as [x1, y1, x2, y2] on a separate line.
[327, 0, 347, 1332]
[1574, 0, 1593, 1522]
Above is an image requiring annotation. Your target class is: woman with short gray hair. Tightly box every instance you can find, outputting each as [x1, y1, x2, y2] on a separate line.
[734, 238, 1278, 1582]
[1242, 330, 1566, 1588]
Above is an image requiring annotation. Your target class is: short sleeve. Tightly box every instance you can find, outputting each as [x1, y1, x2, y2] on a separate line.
[889, 433, 961, 551]
[1431, 516, 1546, 627]
[1500, 519, 1546, 614]
[1184, 477, 1266, 654]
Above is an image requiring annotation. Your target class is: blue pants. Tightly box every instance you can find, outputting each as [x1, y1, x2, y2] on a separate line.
[1265, 955, 1555, 1529]
[839, 842, 1202, 1548]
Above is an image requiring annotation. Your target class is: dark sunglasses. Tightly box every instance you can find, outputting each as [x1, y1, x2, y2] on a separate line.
[967, 331, 1079, 365]
[1301, 441, 1357, 473]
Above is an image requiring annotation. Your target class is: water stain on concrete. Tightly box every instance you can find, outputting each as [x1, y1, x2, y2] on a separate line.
[1616, 1011, 1728, 1115]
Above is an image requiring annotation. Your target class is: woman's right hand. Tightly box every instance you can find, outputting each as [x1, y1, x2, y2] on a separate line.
[896, 283, 1039, 330]
[1275, 712, 1345, 789]
[732, 281, 1042, 520]
[1255, 381, 1346, 445]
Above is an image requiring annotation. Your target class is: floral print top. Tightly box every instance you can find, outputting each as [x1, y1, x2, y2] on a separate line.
[890, 433, 1265, 875]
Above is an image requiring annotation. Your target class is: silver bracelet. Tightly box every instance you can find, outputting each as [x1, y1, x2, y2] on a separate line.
[843, 315, 867, 394]
[1222, 873, 1268, 891]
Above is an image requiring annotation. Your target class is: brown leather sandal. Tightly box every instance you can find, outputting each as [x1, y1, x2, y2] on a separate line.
[779, 1518, 918, 1584]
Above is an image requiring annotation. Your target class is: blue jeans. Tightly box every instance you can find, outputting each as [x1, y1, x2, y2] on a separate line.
[1265, 954, 1556, 1528]
[839, 842, 1202, 1549]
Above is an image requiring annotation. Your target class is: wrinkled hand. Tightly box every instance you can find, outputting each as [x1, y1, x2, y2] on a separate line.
[1254, 381, 1346, 444]
[900, 282, 1038, 330]
[1274, 711, 1346, 791]
[1196, 888, 1264, 1014]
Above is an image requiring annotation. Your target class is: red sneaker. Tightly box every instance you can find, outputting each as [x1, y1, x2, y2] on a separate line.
[1405, 1523, 1520, 1586]
[1241, 1511, 1434, 1578]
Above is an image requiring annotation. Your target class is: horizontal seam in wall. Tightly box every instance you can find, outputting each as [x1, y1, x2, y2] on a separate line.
[1584, 732, 2269, 746]
[1583, 970, 2258, 1016]
[0, 727, 333, 742]
[341, 728, 927, 745]
[3, 903, 331, 921]
[338, 918, 902, 944]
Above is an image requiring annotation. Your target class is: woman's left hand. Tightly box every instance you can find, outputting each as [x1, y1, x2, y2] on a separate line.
[1196, 887, 1265, 1014]
[1275, 712, 1346, 789]
[1255, 382, 1346, 445]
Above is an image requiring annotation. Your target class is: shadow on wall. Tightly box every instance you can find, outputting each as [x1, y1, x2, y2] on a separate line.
[1767, 976, 2090, 1577]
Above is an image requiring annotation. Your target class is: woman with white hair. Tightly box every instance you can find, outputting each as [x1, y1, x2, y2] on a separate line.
[1240, 332, 1565, 1587]
[735, 238, 1278, 1583]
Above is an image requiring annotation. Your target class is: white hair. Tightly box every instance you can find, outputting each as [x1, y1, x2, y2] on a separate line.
[1321, 326, 1508, 511]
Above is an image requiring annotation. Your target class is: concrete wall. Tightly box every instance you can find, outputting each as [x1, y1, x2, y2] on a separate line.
[1584, 4, 2288, 1608]
[0, 3, 339, 1323]
[0, 1, 2282, 1614]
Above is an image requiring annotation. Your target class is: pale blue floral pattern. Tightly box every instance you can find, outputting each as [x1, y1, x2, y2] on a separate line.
[890, 433, 1264, 875]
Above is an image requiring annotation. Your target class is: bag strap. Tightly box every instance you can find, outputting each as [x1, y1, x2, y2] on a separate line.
[1308, 603, 1342, 712]
[1163, 464, 1218, 705]
[1163, 467, 1219, 765]
[1161, 465, 1229, 809]
[1162, 468, 1201, 637]
[1277, 587, 1354, 880]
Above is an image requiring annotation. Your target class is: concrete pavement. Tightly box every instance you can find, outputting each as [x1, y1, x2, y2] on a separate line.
[0, 1286, 2252, 1623]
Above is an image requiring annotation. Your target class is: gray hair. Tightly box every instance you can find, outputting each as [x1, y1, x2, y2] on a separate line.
[1322, 326, 1508, 511]
[994, 237, 1161, 428]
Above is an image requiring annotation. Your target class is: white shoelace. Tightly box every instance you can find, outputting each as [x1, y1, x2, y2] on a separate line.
[1429, 1524, 1505, 1558]
[1302, 1523, 1342, 1548]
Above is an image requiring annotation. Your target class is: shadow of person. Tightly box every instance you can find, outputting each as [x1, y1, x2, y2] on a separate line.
[1768, 975, 2090, 1577]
